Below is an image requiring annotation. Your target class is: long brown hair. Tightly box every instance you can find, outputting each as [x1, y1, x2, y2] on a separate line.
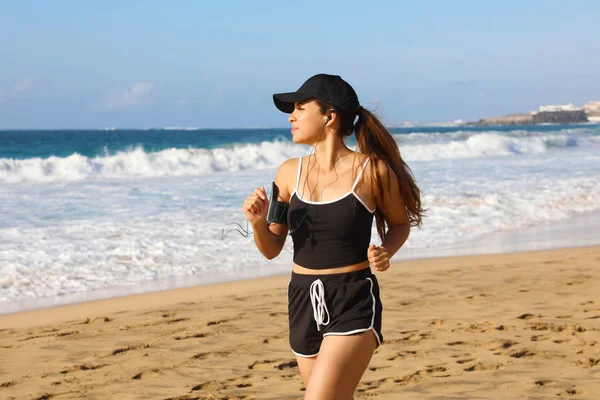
[316, 99, 424, 241]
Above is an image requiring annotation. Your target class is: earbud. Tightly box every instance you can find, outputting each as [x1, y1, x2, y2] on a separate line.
[326, 116, 331, 122]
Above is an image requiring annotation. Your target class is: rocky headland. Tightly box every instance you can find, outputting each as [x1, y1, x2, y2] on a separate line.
[470, 110, 589, 126]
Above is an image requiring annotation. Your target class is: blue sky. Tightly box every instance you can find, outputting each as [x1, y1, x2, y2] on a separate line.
[0, 0, 598, 129]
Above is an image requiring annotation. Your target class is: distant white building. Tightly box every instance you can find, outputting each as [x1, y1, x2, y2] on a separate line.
[538, 103, 580, 112]
[583, 101, 600, 112]
[583, 101, 600, 123]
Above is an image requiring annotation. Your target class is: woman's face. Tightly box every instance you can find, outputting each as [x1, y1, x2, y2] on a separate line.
[288, 99, 329, 145]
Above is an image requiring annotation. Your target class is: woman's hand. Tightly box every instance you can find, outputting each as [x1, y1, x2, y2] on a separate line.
[243, 186, 269, 225]
[368, 244, 390, 272]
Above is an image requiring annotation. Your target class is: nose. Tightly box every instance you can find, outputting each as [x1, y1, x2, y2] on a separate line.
[288, 113, 296, 123]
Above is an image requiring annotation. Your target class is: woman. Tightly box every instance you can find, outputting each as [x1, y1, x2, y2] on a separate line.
[242, 73, 423, 399]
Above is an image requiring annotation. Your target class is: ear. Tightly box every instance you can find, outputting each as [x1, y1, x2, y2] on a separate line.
[325, 110, 337, 125]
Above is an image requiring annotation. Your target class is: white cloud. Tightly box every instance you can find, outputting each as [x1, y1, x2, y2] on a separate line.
[105, 82, 155, 109]
[0, 77, 35, 103]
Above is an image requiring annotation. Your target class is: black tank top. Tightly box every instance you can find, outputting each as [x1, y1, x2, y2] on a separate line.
[287, 156, 375, 270]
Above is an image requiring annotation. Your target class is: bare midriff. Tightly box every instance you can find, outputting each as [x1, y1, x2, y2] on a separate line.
[292, 260, 371, 275]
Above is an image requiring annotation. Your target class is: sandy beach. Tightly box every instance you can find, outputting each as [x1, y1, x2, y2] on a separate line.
[1, 246, 599, 399]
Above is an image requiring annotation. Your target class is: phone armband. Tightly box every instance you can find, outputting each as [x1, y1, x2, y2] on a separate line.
[266, 181, 289, 225]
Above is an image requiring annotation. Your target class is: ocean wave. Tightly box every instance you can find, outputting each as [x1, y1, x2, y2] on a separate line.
[0, 142, 304, 183]
[0, 130, 597, 183]
[396, 132, 598, 161]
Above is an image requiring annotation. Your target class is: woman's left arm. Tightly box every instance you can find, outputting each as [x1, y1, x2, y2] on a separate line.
[367, 160, 411, 272]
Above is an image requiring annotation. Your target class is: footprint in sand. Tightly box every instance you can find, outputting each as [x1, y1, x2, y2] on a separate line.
[387, 350, 419, 361]
[542, 260, 564, 264]
[385, 331, 434, 344]
[369, 365, 391, 372]
[451, 322, 496, 333]
[111, 343, 150, 356]
[535, 379, 557, 387]
[206, 316, 241, 326]
[424, 364, 449, 375]
[132, 368, 160, 380]
[583, 307, 600, 313]
[428, 319, 446, 327]
[60, 364, 106, 374]
[173, 332, 209, 340]
[190, 380, 222, 391]
[528, 322, 590, 334]
[164, 318, 190, 325]
[269, 312, 287, 317]
[531, 334, 553, 342]
[489, 339, 519, 352]
[18, 330, 79, 342]
[34, 393, 55, 400]
[189, 375, 253, 393]
[359, 364, 456, 395]
[575, 357, 599, 368]
[82, 316, 114, 324]
[262, 335, 283, 344]
[464, 362, 502, 372]
[163, 396, 204, 400]
[566, 280, 584, 286]
[446, 340, 468, 346]
[248, 359, 297, 370]
[495, 324, 517, 331]
[465, 293, 489, 300]
[554, 339, 573, 344]
[518, 313, 541, 320]
[562, 387, 584, 396]
[190, 351, 230, 360]
[509, 349, 536, 358]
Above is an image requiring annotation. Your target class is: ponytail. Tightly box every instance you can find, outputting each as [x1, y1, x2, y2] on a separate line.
[355, 107, 424, 241]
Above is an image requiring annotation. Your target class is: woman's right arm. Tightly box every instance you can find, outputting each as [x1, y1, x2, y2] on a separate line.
[242, 159, 294, 259]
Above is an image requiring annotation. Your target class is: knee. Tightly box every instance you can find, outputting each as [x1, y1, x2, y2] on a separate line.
[304, 380, 354, 400]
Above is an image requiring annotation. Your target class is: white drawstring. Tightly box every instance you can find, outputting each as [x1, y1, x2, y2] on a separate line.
[309, 279, 330, 331]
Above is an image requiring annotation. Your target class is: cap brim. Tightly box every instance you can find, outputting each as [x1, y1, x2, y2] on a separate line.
[272, 92, 314, 113]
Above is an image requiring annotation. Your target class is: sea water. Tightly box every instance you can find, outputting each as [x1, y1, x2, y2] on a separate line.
[1, 124, 599, 312]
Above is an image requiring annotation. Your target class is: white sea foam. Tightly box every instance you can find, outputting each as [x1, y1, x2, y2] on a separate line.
[0, 142, 307, 184]
[164, 127, 202, 131]
[1, 127, 599, 310]
[1, 129, 598, 184]
[1, 143, 599, 307]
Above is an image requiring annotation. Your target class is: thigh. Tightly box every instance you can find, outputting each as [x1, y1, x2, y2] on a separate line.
[296, 355, 317, 388]
[304, 331, 377, 400]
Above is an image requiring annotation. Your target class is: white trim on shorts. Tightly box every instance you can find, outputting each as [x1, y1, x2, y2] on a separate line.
[291, 349, 319, 358]
[322, 277, 382, 346]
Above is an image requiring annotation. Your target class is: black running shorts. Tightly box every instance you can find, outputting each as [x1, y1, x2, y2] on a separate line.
[287, 268, 383, 357]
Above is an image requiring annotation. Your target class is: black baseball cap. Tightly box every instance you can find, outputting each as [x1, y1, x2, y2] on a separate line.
[273, 73, 360, 114]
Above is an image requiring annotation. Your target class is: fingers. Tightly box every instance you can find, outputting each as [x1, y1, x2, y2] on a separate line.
[368, 244, 390, 272]
[257, 186, 267, 201]
[242, 187, 269, 216]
